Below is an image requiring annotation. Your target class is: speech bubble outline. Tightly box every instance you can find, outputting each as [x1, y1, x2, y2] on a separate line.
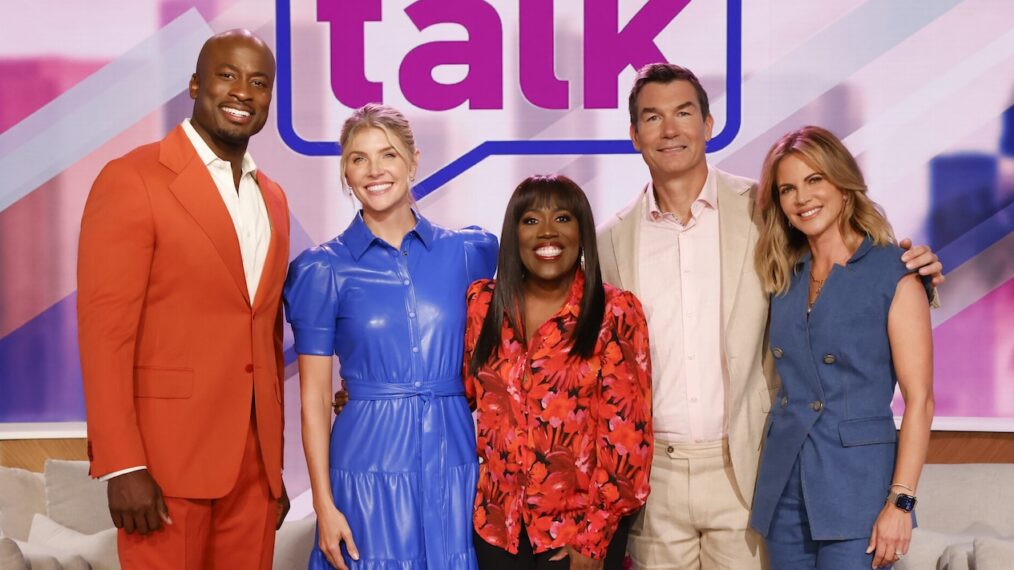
[275, 0, 742, 199]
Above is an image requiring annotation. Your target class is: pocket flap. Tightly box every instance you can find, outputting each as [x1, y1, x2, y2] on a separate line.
[838, 416, 897, 447]
[134, 366, 194, 398]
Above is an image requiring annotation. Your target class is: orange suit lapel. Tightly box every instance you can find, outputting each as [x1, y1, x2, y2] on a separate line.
[252, 172, 288, 313]
[159, 126, 251, 306]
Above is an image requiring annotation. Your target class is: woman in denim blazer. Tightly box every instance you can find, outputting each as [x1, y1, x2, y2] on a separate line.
[748, 126, 934, 569]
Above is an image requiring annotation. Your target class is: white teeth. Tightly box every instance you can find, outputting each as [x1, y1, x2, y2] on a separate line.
[365, 183, 393, 193]
[535, 246, 562, 257]
[799, 207, 821, 219]
[222, 107, 250, 118]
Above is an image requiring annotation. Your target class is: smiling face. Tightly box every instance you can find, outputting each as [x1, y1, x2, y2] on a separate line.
[343, 126, 417, 219]
[517, 200, 582, 288]
[189, 32, 275, 157]
[776, 154, 848, 241]
[630, 80, 713, 183]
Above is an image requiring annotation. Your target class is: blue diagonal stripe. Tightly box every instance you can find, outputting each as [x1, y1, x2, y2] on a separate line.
[938, 199, 1014, 273]
[0, 9, 213, 212]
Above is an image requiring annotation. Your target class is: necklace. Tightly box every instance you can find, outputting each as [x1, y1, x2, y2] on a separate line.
[808, 271, 827, 312]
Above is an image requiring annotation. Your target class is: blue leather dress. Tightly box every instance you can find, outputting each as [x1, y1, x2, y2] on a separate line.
[283, 212, 497, 569]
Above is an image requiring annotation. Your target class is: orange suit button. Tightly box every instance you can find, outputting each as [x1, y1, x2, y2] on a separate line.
[245, 364, 254, 373]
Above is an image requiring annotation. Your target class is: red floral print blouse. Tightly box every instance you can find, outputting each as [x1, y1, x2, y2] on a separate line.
[464, 271, 653, 560]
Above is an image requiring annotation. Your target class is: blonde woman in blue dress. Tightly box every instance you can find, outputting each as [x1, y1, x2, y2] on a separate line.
[284, 104, 497, 569]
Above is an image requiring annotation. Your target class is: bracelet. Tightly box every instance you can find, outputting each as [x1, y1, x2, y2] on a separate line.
[890, 482, 916, 494]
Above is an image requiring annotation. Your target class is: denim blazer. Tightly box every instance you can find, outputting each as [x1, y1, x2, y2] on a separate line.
[749, 237, 928, 540]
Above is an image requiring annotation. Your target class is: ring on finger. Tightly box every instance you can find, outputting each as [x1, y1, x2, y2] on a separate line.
[895, 551, 904, 559]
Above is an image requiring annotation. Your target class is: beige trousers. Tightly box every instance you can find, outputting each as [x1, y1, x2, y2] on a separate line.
[628, 439, 767, 569]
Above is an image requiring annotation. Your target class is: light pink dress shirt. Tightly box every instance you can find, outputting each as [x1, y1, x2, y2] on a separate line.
[638, 166, 728, 444]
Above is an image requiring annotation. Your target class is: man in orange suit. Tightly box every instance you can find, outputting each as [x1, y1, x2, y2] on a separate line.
[77, 29, 290, 569]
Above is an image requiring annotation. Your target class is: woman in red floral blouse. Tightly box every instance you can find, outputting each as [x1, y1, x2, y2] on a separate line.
[464, 174, 654, 570]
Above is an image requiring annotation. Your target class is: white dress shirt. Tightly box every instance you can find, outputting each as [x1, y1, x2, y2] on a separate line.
[182, 118, 272, 301]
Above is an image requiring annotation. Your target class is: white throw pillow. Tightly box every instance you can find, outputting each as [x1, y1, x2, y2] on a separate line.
[15, 538, 92, 569]
[0, 537, 28, 570]
[28, 514, 116, 570]
[0, 466, 46, 540]
[938, 541, 973, 569]
[44, 460, 114, 534]
[974, 536, 1014, 570]
[273, 518, 316, 570]
[895, 528, 974, 570]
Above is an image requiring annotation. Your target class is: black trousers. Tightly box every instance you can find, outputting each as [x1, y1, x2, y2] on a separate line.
[473, 513, 636, 570]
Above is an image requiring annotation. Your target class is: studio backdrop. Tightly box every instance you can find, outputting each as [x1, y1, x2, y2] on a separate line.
[1, 0, 1012, 515]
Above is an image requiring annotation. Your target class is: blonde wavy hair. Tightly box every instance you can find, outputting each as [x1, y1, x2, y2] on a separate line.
[338, 103, 418, 193]
[754, 126, 894, 295]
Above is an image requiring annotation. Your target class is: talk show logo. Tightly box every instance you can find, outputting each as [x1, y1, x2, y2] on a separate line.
[276, 0, 742, 194]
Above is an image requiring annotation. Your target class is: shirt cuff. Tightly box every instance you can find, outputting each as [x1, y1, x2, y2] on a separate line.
[98, 466, 147, 481]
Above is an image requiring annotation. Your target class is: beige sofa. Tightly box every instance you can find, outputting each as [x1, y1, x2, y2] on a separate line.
[896, 463, 1014, 570]
[0, 461, 315, 570]
[3, 461, 1011, 569]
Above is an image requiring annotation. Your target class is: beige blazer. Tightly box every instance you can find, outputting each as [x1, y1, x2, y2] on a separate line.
[596, 166, 778, 504]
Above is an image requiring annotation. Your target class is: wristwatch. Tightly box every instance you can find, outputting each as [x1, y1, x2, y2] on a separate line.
[887, 490, 917, 513]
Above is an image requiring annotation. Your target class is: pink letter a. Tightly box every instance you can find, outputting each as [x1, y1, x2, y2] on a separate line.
[399, 0, 504, 111]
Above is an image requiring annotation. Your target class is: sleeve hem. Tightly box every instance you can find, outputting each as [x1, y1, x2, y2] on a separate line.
[291, 327, 336, 356]
[98, 466, 147, 481]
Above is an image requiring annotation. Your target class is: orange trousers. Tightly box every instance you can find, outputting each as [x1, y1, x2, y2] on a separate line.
[117, 416, 278, 569]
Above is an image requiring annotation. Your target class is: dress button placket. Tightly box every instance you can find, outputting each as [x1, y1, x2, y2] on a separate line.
[399, 241, 421, 380]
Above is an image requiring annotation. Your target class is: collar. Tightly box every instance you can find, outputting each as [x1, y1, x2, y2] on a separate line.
[181, 119, 258, 177]
[559, 269, 586, 318]
[798, 234, 875, 268]
[343, 208, 434, 260]
[645, 164, 718, 221]
[508, 269, 586, 340]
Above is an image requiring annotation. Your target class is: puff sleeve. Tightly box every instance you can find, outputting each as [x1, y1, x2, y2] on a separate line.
[461, 226, 499, 284]
[282, 246, 340, 356]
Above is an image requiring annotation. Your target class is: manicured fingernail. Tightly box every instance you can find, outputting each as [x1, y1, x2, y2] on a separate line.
[866, 546, 874, 554]
[351, 552, 360, 560]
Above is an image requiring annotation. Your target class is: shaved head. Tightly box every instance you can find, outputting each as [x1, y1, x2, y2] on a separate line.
[195, 29, 275, 79]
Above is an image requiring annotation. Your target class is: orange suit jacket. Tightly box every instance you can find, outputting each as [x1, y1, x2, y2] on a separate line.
[77, 125, 290, 499]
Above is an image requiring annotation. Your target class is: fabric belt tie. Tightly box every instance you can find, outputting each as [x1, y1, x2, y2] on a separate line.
[345, 377, 464, 568]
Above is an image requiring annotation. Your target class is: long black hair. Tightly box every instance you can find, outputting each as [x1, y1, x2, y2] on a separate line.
[469, 175, 606, 375]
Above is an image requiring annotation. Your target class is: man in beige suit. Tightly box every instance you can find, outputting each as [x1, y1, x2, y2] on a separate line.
[597, 64, 942, 569]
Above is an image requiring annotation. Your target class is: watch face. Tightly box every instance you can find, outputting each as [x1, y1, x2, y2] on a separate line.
[895, 494, 917, 512]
